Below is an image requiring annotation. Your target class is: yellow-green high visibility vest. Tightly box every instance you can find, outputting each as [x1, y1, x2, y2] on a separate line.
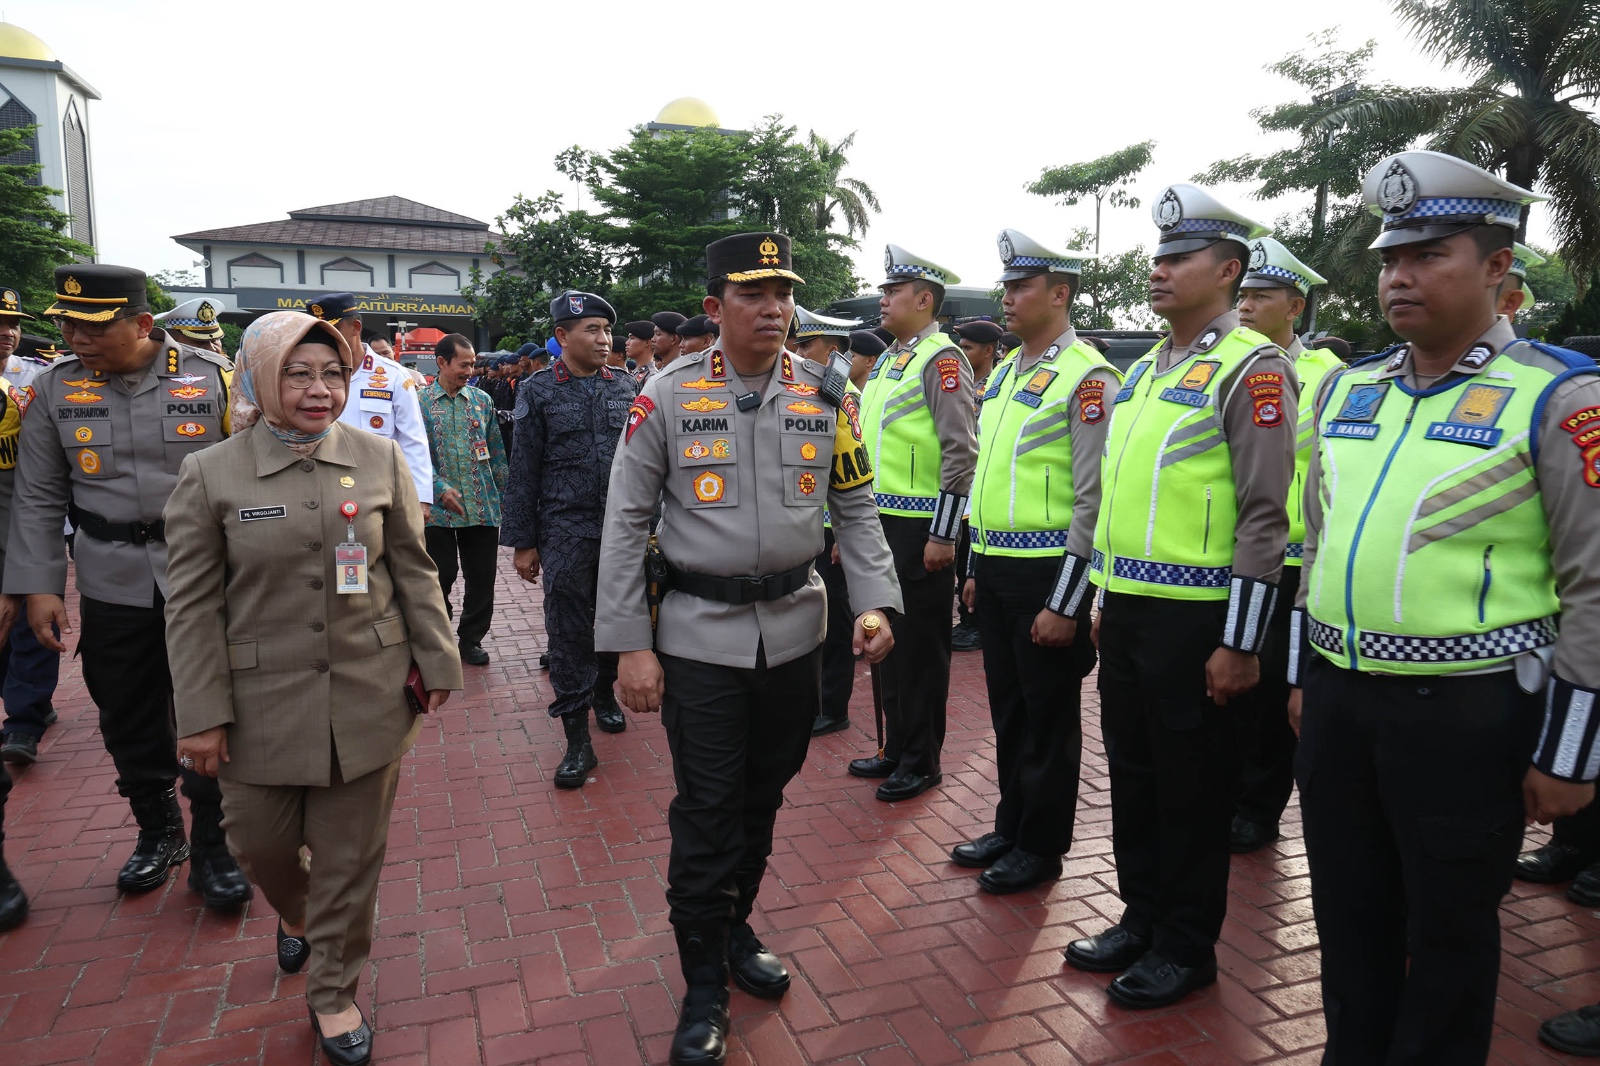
[1287, 345, 1346, 567]
[969, 341, 1117, 558]
[1305, 341, 1591, 674]
[860, 332, 956, 517]
[1090, 327, 1281, 601]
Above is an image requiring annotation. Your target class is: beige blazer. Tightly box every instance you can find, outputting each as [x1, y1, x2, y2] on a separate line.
[164, 422, 462, 787]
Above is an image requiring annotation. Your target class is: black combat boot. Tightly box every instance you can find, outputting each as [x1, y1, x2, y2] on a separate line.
[118, 787, 189, 893]
[593, 690, 627, 734]
[0, 850, 27, 933]
[554, 709, 598, 789]
[186, 800, 253, 909]
[671, 924, 731, 1066]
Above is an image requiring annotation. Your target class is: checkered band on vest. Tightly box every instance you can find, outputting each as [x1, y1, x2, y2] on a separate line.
[873, 492, 937, 513]
[1354, 616, 1558, 664]
[1109, 556, 1232, 588]
[1389, 197, 1521, 228]
[983, 529, 1069, 550]
[1307, 618, 1346, 656]
[1168, 218, 1250, 237]
[1285, 542, 1304, 559]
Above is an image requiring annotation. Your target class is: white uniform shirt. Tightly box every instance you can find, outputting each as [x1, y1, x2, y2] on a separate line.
[338, 345, 435, 504]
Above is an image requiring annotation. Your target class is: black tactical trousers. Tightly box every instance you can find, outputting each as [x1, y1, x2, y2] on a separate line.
[954, 519, 974, 625]
[1548, 787, 1600, 853]
[659, 646, 820, 927]
[424, 524, 499, 649]
[1297, 658, 1535, 1066]
[878, 514, 953, 775]
[1098, 592, 1240, 968]
[540, 537, 617, 720]
[817, 528, 855, 722]
[975, 554, 1096, 856]
[0, 761, 11, 848]
[79, 594, 221, 811]
[1234, 567, 1301, 828]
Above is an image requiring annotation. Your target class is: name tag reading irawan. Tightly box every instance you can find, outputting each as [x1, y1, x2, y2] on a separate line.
[336, 500, 369, 594]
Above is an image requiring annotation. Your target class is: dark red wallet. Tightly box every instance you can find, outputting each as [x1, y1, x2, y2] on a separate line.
[404, 663, 428, 714]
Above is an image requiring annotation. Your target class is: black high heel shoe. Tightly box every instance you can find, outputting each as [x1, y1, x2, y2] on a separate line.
[276, 922, 310, 974]
[309, 1005, 373, 1066]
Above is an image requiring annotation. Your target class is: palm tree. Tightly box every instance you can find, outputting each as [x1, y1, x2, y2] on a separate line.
[1325, 0, 1600, 279]
[809, 131, 881, 238]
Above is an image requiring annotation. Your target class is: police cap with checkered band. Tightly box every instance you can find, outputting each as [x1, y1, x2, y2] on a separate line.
[1240, 237, 1327, 297]
[1363, 150, 1543, 249]
[996, 229, 1093, 282]
[1150, 184, 1271, 257]
[880, 244, 961, 289]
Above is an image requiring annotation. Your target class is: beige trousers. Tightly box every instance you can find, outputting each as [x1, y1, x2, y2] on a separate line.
[220, 757, 403, 1013]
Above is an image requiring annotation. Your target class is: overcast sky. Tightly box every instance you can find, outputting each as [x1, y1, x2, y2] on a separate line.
[14, 0, 1544, 294]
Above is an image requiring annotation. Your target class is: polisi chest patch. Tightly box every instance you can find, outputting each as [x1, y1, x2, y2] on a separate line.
[1425, 383, 1513, 448]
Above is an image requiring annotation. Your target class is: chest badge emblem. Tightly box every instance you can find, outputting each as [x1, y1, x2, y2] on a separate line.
[681, 397, 728, 413]
[693, 471, 725, 503]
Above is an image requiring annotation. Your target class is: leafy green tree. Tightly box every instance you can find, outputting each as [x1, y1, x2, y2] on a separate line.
[1323, 0, 1600, 280]
[0, 124, 95, 326]
[1550, 271, 1600, 341]
[1523, 248, 1577, 336]
[809, 130, 880, 238]
[1028, 141, 1156, 252]
[464, 191, 613, 346]
[1064, 228, 1158, 329]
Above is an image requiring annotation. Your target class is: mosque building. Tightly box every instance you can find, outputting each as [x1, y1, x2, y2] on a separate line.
[0, 21, 99, 255]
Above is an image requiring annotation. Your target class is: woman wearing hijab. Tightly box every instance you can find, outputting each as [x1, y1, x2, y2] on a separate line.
[164, 311, 461, 1065]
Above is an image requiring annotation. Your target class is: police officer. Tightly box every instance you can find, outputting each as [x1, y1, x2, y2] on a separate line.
[307, 293, 435, 512]
[677, 314, 719, 355]
[1228, 237, 1343, 854]
[1289, 150, 1600, 1064]
[1068, 186, 1295, 1008]
[154, 297, 228, 356]
[1499, 241, 1542, 322]
[955, 231, 1117, 893]
[649, 310, 688, 375]
[503, 292, 637, 789]
[3, 265, 251, 908]
[849, 244, 978, 802]
[950, 319, 1007, 653]
[623, 320, 654, 372]
[597, 233, 900, 1066]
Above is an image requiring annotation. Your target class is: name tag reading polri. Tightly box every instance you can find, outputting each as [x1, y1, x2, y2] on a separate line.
[336, 500, 368, 594]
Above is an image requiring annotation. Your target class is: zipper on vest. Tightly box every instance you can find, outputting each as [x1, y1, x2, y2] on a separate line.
[1045, 466, 1052, 523]
[1343, 395, 1421, 669]
[1478, 545, 1494, 624]
[1203, 486, 1212, 554]
[909, 445, 917, 491]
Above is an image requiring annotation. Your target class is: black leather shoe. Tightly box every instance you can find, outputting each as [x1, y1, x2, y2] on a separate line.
[554, 710, 598, 789]
[188, 849, 253, 909]
[951, 621, 982, 651]
[810, 715, 849, 737]
[1106, 952, 1217, 1009]
[1519, 841, 1592, 884]
[978, 848, 1062, 894]
[118, 789, 189, 893]
[277, 922, 310, 974]
[1570, 860, 1600, 906]
[309, 1005, 373, 1066]
[672, 925, 730, 1066]
[539, 653, 550, 669]
[0, 857, 28, 933]
[1229, 817, 1280, 854]
[876, 770, 942, 802]
[0, 732, 38, 766]
[460, 644, 490, 666]
[1065, 925, 1151, 973]
[593, 693, 627, 734]
[727, 923, 789, 999]
[951, 832, 1014, 869]
[1539, 1003, 1600, 1056]
[847, 754, 898, 779]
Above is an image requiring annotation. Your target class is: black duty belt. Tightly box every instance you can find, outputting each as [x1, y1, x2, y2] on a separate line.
[664, 561, 815, 605]
[72, 506, 165, 545]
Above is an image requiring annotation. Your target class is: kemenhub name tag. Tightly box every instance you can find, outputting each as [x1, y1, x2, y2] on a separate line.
[238, 506, 287, 522]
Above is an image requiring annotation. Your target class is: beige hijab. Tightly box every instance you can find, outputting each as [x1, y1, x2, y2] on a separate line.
[232, 312, 352, 455]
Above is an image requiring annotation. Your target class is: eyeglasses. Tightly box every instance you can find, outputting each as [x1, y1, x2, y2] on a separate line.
[50, 312, 138, 338]
[282, 364, 353, 389]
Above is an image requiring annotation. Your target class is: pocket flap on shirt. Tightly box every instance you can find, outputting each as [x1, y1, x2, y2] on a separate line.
[373, 615, 408, 647]
[227, 641, 258, 670]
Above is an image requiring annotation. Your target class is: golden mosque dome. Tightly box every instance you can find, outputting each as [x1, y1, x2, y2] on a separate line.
[0, 22, 55, 62]
[655, 97, 720, 128]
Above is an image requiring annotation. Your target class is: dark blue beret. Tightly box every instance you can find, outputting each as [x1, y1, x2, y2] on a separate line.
[849, 330, 888, 360]
[551, 290, 616, 325]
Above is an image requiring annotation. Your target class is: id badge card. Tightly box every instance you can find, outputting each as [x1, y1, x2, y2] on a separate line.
[336, 542, 369, 594]
[471, 438, 490, 462]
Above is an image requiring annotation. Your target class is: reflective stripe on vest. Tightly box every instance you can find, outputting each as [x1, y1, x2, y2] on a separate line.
[1090, 328, 1277, 601]
[1305, 341, 1586, 674]
[1285, 347, 1345, 566]
[860, 332, 952, 516]
[969, 342, 1115, 559]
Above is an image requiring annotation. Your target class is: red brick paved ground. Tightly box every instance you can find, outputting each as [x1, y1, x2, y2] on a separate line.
[1, 552, 1596, 1064]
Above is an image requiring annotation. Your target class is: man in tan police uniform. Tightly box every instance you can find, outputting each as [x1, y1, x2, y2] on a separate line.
[596, 233, 901, 1066]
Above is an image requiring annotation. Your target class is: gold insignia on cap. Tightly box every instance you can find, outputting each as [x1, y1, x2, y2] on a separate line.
[310, 303, 323, 318]
[759, 238, 780, 265]
[2, 290, 16, 308]
[63, 276, 83, 296]
[198, 302, 216, 322]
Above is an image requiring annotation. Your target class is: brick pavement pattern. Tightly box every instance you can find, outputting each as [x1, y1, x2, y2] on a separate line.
[0, 551, 1594, 1064]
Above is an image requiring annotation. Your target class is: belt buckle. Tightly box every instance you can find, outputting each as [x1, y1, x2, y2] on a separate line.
[740, 576, 766, 604]
[129, 523, 151, 545]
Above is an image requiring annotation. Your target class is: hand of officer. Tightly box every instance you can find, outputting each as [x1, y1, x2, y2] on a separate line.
[1032, 609, 1077, 648]
[1523, 767, 1596, 825]
[853, 611, 894, 664]
[618, 649, 665, 713]
[1288, 688, 1303, 737]
[831, 542, 840, 566]
[427, 689, 451, 713]
[1205, 647, 1260, 706]
[0, 594, 16, 652]
[27, 594, 70, 653]
[177, 726, 229, 778]
[924, 539, 956, 572]
[514, 547, 541, 582]
[1091, 610, 1101, 649]
[440, 488, 467, 516]
[961, 579, 977, 612]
